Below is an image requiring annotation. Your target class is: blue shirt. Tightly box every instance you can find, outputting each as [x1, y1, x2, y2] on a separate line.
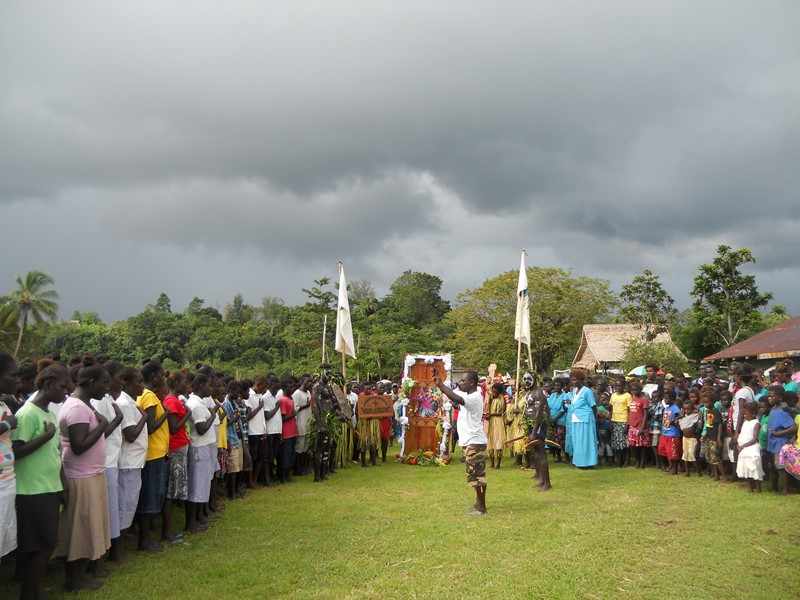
[223, 399, 241, 448]
[767, 407, 794, 454]
[571, 387, 596, 423]
[547, 393, 565, 427]
[661, 404, 681, 437]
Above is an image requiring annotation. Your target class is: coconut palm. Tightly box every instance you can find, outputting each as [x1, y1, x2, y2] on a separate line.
[4, 271, 59, 358]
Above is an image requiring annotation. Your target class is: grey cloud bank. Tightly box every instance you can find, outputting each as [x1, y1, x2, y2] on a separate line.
[1, 2, 798, 320]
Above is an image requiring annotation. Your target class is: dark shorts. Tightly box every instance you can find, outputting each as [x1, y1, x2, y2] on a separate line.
[464, 444, 487, 488]
[16, 492, 61, 553]
[248, 435, 267, 462]
[137, 457, 168, 515]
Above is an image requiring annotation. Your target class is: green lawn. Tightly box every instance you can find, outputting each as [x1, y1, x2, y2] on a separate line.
[2, 452, 799, 599]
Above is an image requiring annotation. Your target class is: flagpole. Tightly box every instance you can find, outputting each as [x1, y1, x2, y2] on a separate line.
[321, 314, 327, 363]
[338, 261, 346, 381]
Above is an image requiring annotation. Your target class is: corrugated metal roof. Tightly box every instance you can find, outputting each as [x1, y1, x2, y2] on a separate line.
[704, 316, 800, 361]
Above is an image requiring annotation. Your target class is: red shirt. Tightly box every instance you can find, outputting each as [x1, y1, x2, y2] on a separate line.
[163, 394, 190, 451]
[279, 395, 297, 440]
[628, 394, 650, 430]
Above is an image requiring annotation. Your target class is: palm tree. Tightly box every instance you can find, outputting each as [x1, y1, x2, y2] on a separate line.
[5, 271, 59, 358]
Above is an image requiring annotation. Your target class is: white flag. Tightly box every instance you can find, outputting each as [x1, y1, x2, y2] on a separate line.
[335, 263, 357, 358]
[514, 250, 530, 346]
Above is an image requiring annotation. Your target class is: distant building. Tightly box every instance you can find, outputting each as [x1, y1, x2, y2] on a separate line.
[704, 316, 800, 370]
[571, 324, 684, 373]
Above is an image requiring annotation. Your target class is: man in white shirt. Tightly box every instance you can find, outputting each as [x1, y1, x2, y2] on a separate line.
[246, 378, 267, 486]
[347, 385, 359, 462]
[435, 371, 489, 515]
[292, 376, 313, 475]
[262, 377, 283, 485]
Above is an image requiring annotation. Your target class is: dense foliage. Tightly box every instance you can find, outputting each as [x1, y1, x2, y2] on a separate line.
[1, 246, 790, 376]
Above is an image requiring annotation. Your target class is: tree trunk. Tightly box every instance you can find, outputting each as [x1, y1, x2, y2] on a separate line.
[13, 309, 28, 359]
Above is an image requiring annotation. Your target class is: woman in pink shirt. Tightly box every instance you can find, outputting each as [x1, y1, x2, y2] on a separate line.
[56, 361, 112, 592]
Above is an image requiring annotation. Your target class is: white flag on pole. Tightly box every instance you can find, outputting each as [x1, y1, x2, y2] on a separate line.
[514, 250, 530, 346]
[335, 262, 357, 358]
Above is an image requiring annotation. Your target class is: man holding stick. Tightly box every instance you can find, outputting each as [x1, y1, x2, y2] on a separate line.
[435, 372, 488, 515]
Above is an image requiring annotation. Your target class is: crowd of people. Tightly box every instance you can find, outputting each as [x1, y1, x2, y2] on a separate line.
[0, 351, 373, 598]
[490, 361, 800, 495]
[2, 350, 799, 597]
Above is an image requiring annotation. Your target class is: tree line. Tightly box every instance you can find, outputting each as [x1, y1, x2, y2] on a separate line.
[0, 246, 789, 377]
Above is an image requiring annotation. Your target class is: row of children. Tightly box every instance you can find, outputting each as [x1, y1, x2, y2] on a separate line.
[551, 363, 800, 493]
[0, 351, 310, 598]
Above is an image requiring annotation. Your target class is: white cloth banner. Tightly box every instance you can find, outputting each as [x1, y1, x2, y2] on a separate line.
[335, 263, 357, 358]
[514, 250, 531, 346]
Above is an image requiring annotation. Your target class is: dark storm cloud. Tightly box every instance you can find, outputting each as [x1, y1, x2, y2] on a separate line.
[1, 1, 798, 319]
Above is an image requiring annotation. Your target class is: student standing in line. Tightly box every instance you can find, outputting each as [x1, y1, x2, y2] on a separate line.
[0, 352, 19, 562]
[135, 361, 169, 552]
[90, 361, 124, 566]
[162, 371, 192, 540]
[12, 363, 69, 600]
[185, 374, 218, 533]
[114, 367, 148, 556]
[626, 380, 650, 468]
[56, 362, 112, 591]
[609, 378, 631, 468]
[736, 402, 764, 492]
[279, 385, 298, 483]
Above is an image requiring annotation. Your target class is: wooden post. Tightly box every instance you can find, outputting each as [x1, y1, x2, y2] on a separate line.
[321, 314, 327, 363]
[341, 350, 346, 381]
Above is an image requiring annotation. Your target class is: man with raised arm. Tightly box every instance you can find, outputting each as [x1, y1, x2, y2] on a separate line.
[435, 371, 489, 515]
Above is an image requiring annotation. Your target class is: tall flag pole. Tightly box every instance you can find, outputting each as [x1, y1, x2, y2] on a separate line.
[514, 249, 531, 393]
[335, 261, 356, 380]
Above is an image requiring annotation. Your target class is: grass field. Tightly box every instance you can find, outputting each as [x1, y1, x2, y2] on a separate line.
[2, 451, 799, 599]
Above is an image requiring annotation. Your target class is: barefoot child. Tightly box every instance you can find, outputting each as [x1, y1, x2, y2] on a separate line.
[679, 400, 700, 476]
[736, 401, 764, 492]
[626, 380, 650, 468]
[701, 389, 723, 480]
[658, 394, 682, 475]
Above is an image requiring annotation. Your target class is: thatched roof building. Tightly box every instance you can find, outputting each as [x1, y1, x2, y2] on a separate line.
[571, 324, 684, 371]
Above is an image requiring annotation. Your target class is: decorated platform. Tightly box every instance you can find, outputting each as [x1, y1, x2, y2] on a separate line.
[400, 353, 452, 456]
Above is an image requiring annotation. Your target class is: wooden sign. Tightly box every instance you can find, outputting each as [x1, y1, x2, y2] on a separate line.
[357, 394, 394, 419]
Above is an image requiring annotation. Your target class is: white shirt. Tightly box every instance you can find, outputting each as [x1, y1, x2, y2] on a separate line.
[733, 386, 754, 433]
[186, 393, 217, 447]
[116, 391, 148, 469]
[292, 389, 311, 435]
[263, 390, 282, 435]
[91, 394, 123, 469]
[455, 389, 487, 447]
[642, 383, 659, 399]
[245, 389, 267, 435]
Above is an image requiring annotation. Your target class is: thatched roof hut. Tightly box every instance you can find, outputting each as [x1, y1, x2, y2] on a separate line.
[571, 324, 683, 371]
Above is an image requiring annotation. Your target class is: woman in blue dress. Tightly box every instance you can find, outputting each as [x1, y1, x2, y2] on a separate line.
[569, 369, 598, 468]
[564, 388, 575, 460]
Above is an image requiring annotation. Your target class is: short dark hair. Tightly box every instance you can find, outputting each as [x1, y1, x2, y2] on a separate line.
[141, 360, 163, 384]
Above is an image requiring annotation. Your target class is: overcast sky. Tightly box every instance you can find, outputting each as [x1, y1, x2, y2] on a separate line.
[2, 2, 798, 321]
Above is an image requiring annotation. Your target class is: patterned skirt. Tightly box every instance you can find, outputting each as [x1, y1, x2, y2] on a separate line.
[611, 422, 628, 450]
[778, 444, 800, 480]
[166, 445, 189, 501]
